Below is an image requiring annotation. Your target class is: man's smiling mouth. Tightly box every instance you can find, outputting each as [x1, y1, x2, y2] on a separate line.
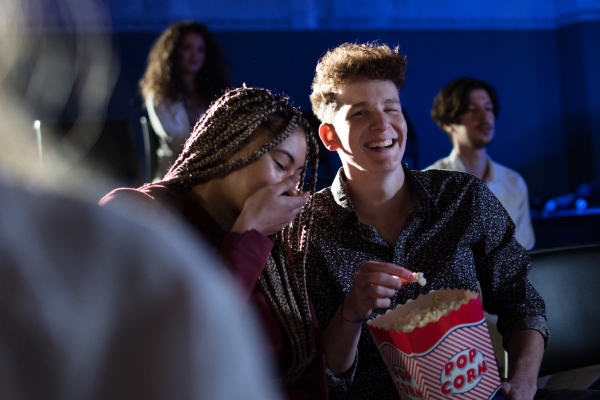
[366, 139, 394, 149]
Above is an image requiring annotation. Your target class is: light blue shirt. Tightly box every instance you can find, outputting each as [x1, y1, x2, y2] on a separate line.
[426, 149, 535, 250]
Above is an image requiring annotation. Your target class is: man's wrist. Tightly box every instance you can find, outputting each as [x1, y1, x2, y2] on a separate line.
[339, 299, 368, 323]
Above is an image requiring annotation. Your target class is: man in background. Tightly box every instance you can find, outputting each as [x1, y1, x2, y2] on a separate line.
[427, 77, 535, 250]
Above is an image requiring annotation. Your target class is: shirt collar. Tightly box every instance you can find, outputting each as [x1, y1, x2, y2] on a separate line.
[449, 148, 497, 184]
[330, 164, 437, 217]
[448, 148, 467, 172]
[405, 166, 437, 215]
[331, 167, 353, 210]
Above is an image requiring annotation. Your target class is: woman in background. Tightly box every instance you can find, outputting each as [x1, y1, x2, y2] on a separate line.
[101, 87, 328, 399]
[139, 21, 232, 180]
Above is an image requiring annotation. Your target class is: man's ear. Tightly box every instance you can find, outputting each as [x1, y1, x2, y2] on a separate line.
[442, 124, 455, 136]
[319, 123, 341, 151]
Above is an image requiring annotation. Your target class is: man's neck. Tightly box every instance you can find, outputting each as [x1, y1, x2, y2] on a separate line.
[344, 166, 414, 246]
[455, 146, 489, 181]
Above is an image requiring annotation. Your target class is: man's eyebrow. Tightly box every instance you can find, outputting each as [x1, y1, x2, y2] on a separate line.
[348, 101, 367, 109]
[348, 98, 400, 109]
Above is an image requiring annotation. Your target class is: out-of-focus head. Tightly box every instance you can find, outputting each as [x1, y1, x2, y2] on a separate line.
[431, 77, 500, 141]
[139, 21, 232, 105]
[158, 86, 319, 196]
[165, 23, 210, 75]
[0, 0, 115, 190]
[310, 42, 407, 124]
[177, 32, 206, 75]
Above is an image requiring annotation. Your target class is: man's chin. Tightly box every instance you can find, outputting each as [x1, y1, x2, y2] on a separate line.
[471, 138, 493, 150]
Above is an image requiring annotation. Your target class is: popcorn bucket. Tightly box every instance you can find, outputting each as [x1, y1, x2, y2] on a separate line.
[367, 289, 502, 400]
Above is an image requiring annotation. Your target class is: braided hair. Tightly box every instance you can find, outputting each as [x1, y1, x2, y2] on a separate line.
[156, 87, 319, 385]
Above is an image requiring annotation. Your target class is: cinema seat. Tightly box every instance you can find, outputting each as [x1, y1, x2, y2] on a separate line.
[527, 244, 600, 378]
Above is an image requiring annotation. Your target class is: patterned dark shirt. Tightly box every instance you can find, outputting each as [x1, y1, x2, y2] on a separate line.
[306, 165, 548, 400]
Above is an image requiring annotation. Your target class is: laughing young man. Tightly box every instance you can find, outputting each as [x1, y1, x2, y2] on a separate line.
[304, 43, 595, 400]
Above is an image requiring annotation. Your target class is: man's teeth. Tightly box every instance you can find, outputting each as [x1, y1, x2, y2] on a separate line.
[367, 139, 393, 149]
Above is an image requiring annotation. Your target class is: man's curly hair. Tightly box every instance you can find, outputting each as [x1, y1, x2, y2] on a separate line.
[310, 42, 407, 123]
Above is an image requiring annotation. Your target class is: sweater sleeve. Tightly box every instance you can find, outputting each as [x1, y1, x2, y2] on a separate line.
[218, 230, 273, 301]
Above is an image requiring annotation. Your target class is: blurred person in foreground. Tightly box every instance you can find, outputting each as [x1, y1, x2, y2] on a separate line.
[0, 2, 279, 398]
[140, 21, 233, 181]
[0, 179, 282, 400]
[101, 87, 328, 399]
[304, 42, 599, 400]
[426, 77, 535, 250]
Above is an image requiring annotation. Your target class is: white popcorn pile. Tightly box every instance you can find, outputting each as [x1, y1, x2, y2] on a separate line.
[383, 295, 470, 333]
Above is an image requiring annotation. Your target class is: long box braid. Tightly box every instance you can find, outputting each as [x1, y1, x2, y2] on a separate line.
[155, 87, 320, 385]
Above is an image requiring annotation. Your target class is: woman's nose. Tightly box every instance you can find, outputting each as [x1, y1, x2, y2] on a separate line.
[285, 172, 302, 196]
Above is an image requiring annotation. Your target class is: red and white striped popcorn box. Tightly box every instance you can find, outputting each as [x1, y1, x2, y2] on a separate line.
[367, 289, 502, 400]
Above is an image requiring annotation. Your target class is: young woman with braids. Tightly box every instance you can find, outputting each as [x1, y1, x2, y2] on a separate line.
[140, 21, 232, 180]
[100, 87, 328, 399]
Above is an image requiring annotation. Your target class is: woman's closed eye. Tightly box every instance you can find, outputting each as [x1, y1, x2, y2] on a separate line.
[274, 160, 286, 171]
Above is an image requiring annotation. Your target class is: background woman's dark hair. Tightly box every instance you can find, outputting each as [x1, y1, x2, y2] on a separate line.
[156, 87, 320, 385]
[431, 77, 500, 140]
[139, 21, 232, 106]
